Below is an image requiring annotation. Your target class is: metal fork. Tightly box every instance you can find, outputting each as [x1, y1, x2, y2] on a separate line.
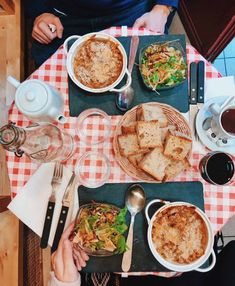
[40, 162, 63, 248]
[50, 162, 63, 202]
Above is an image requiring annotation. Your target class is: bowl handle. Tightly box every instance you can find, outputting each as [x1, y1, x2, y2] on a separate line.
[195, 249, 216, 272]
[63, 35, 81, 55]
[145, 199, 170, 224]
[109, 69, 132, 93]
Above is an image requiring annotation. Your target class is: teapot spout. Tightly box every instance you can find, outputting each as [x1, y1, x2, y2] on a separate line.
[7, 76, 20, 88]
[49, 107, 67, 124]
[56, 115, 67, 124]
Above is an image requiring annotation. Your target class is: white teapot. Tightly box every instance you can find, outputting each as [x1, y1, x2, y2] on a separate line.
[7, 76, 66, 124]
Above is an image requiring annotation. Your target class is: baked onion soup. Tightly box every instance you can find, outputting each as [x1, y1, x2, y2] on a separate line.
[152, 205, 208, 264]
[73, 37, 123, 89]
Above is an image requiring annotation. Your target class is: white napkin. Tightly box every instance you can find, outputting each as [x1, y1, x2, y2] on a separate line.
[192, 76, 235, 153]
[8, 163, 79, 246]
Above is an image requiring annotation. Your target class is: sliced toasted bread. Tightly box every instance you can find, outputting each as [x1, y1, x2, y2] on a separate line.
[163, 158, 191, 181]
[118, 134, 140, 157]
[161, 127, 169, 143]
[121, 122, 136, 134]
[161, 125, 177, 143]
[137, 104, 168, 127]
[128, 153, 145, 168]
[139, 147, 171, 181]
[137, 120, 162, 148]
[164, 132, 192, 161]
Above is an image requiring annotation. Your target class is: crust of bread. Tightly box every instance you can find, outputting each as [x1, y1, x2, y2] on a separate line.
[128, 153, 145, 168]
[164, 132, 192, 161]
[117, 134, 140, 157]
[121, 122, 136, 134]
[136, 120, 162, 148]
[139, 147, 171, 181]
[163, 158, 191, 181]
[136, 104, 168, 127]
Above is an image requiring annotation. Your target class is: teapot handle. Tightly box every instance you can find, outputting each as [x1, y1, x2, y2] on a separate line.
[7, 76, 20, 88]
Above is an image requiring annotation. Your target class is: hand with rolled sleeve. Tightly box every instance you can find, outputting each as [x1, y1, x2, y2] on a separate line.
[48, 223, 89, 286]
[133, 4, 172, 34]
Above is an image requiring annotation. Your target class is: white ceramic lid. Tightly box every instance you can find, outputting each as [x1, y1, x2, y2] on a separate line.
[15, 80, 48, 113]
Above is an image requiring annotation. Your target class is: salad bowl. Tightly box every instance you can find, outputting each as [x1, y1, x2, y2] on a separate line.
[72, 203, 128, 256]
[139, 40, 187, 92]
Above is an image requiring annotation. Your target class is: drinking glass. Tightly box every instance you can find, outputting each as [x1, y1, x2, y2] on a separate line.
[76, 108, 111, 145]
[199, 151, 234, 185]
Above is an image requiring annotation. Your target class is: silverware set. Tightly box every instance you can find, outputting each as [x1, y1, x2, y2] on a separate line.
[40, 162, 76, 251]
[189, 61, 205, 142]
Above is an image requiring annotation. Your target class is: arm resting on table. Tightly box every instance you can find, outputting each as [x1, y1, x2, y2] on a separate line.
[48, 272, 81, 286]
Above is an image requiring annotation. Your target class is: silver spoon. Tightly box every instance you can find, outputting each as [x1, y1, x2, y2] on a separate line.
[116, 36, 139, 111]
[121, 184, 146, 272]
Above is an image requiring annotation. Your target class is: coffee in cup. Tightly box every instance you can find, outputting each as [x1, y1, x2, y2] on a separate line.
[221, 108, 235, 136]
[208, 96, 235, 145]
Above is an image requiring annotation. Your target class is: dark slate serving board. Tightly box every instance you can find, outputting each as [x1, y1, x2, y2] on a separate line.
[77, 181, 204, 273]
[68, 34, 189, 116]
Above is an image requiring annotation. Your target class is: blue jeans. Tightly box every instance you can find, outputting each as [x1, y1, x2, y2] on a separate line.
[32, 1, 175, 67]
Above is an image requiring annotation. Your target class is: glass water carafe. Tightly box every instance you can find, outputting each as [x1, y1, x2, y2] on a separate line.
[0, 122, 74, 163]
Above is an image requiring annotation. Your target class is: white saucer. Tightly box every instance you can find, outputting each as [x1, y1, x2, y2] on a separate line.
[196, 96, 235, 155]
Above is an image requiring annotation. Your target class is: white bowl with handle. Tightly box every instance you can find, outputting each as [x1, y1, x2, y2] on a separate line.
[63, 32, 131, 93]
[145, 199, 216, 272]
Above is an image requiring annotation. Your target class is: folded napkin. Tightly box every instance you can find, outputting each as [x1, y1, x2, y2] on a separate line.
[192, 76, 235, 153]
[8, 163, 79, 246]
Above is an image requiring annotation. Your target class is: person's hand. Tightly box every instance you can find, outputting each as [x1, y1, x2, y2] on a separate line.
[133, 5, 171, 34]
[51, 223, 89, 283]
[32, 13, 64, 44]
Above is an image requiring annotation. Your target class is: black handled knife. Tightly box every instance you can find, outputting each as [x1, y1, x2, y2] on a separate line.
[51, 173, 76, 252]
[197, 61, 205, 105]
[189, 62, 198, 105]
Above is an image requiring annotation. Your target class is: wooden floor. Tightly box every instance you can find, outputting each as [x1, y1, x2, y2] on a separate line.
[0, 1, 23, 285]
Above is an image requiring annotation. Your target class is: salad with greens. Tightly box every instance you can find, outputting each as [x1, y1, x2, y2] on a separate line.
[73, 203, 128, 255]
[140, 41, 187, 91]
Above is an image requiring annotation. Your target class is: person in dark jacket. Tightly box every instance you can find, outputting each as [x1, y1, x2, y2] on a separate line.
[24, 0, 178, 67]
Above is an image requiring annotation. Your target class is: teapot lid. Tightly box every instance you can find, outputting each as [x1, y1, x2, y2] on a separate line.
[15, 80, 48, 113]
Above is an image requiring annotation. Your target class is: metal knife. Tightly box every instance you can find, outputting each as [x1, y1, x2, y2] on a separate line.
[51, 172, 76, 252]
[189, 62, 198, 141]
[40, 163, 63, 249]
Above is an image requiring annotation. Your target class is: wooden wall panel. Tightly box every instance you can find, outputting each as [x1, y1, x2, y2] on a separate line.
[0, 1, 23, 286]
[0, 211, 22, 286]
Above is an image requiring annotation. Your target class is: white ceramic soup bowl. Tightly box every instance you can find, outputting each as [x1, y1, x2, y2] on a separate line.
[145, 199, 216, 272]
[64, 32, 131, 93]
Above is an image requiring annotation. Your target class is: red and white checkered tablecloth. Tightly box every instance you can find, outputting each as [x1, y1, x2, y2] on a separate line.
[6, 27, 235, 276]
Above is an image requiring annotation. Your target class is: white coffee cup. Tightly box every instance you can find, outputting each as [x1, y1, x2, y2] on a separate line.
[7, 76, 66, 124]
[208, 96, 235, 144]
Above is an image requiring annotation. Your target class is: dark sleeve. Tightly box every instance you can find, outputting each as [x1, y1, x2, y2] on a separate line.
[24, 0, 54, 19]
[154, 0, 179, 8]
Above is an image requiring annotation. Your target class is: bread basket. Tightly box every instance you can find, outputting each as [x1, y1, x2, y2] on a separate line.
[113, 102, 192, 182]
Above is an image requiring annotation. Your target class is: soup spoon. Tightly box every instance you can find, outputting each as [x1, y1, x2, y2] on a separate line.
[116, 36, 139, 112]
[121, 184, 146, 272]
